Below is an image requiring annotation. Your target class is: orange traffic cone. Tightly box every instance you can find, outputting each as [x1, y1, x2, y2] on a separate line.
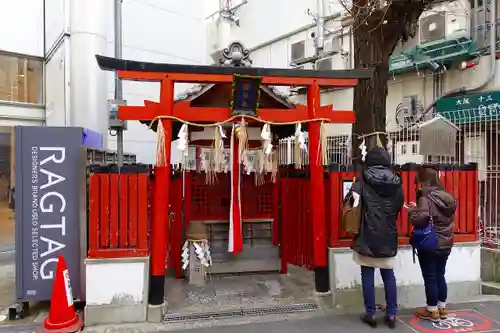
[40, 256, 83, 333]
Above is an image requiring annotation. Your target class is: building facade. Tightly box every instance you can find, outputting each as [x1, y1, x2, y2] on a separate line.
[0, 0, 207, 164]
[206, 0, 500, 166]
[206, 0, 500, 249]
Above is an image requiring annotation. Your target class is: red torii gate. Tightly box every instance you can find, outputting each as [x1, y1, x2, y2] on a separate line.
[96, 54, 372, 305]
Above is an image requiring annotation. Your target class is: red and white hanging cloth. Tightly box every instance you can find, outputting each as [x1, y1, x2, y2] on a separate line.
[228, 124, 243, 254]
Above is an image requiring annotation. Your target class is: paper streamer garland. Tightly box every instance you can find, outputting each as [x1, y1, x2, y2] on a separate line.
[181, 240, 212, 271]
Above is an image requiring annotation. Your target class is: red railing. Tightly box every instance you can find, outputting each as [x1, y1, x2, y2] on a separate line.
[88, 171, 149, 258]
[327, 163, 479, 248]
[187, 172, 274, 221]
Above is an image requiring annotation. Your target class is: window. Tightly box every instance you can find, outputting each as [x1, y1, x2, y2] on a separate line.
[0, 53, 43, 104]
[400, 144, 407, 155]
[412, 143, 418, 155]
[290, 41, 305, 62]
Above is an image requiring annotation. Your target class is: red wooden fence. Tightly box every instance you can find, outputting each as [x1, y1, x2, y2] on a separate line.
[280, 173, 312, 272]
[327, 163, 479, 248]
[85, 163, 477, 270]
[279, 164, 479, 270]
[88, 172, 149, 258]
[168, 173, 183, 278]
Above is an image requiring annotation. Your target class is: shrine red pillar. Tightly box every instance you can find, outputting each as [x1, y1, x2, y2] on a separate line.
[149, 79, 174, 307]
[307, 82, 329, 293]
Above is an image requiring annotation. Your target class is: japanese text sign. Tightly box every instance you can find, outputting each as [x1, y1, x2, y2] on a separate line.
[436, 91, 500, 125]
[231, 75, 261, 117]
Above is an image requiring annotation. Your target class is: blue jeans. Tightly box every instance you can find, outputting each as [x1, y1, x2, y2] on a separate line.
[417, 249, 451, 308]
[361, 266, 397, 317]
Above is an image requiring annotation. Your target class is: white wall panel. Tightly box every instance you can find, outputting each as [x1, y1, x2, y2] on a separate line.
[44, 0, 66, 53]
[45, 43, 66, 126]
[0, 0, 44, 57]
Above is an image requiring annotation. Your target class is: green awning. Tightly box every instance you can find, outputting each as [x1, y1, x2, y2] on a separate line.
[389, 37, 479, 76]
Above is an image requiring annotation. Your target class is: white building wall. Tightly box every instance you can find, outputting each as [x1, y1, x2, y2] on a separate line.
[69, 0, 110, 141]
[105, 0, 206, 164]
[0, 105, 44, 127]
[41, 0, 207, 162]
[44, 0, 67, 54]
[206, 0, 500, 150]
[43, 0, 70, 129]
[0, 0, 45, 126]
[0, 0, 44, 57]
[45, 41, 68, 126]
[210, 0, 345, 51]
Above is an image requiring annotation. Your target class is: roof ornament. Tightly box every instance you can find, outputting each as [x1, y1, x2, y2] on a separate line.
[220, 41, 252, 67]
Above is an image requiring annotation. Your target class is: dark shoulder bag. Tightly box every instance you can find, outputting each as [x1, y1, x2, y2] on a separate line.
[410, 202, 438, 263]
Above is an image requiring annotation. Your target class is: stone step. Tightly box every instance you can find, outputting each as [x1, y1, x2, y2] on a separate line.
[482, 281, 500, 295]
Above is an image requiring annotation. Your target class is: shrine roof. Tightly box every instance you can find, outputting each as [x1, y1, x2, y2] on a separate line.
[172, 42, 296, 107]
[174, 82, 297, 106]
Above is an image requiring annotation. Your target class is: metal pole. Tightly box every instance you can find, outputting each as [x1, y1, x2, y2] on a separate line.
[316, 0, 325, 55]
[114, 0, 124, 168]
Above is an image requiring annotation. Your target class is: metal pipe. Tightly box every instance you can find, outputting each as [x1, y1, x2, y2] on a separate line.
[421, 0, 496, 117]
[114, 0, 124, 168]
[316, 0, 326, 54]
[249, 12, 341, 52]
[484, 0, 488, 44]
[474, 0, 479, 41]
[206, 0, 248, 20]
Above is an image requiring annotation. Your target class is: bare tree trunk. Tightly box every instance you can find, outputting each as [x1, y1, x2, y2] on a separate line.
[349, 2, 426, 161]
[351, 25, 395, 160]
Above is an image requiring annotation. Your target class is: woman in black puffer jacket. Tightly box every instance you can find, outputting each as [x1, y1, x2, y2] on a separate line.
[345, 147, 404, 329]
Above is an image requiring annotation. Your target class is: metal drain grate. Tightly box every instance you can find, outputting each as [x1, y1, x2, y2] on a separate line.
[164, 303, 318, 323]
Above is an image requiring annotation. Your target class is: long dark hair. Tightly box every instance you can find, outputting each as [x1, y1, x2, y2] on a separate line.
[416, 167, 449, 193]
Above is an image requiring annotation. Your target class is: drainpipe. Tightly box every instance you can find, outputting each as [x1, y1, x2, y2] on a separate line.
[421, 0, 496, 117]
[474, 0, 478, 41]
[316, 0, 326, 55]
[114, 0, 124, 168]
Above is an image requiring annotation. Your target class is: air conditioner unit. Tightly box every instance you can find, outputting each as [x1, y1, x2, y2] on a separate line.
[419, 11, 447, 43]
[418, 6, 470, 44]
[323, 35, 342, 53]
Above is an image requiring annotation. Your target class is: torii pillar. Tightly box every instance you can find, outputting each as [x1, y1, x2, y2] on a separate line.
[307, 82, 328, 292]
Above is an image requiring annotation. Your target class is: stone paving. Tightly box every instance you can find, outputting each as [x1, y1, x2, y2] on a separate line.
[164, 266, 317, 316]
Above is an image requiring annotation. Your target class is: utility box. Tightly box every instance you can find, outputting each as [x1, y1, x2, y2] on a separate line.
[14, 126, 102, 302]
[108, 99, 128, 130]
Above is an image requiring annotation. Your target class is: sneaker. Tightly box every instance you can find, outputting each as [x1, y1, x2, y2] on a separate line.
[385, 316, 396, 329]
[415, 308, 440, 322]
[438, 308, 447, 319]
[360, 313, 377, 328]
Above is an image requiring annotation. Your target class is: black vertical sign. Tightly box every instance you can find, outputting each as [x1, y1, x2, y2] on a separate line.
[15, 126, 82, 301]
